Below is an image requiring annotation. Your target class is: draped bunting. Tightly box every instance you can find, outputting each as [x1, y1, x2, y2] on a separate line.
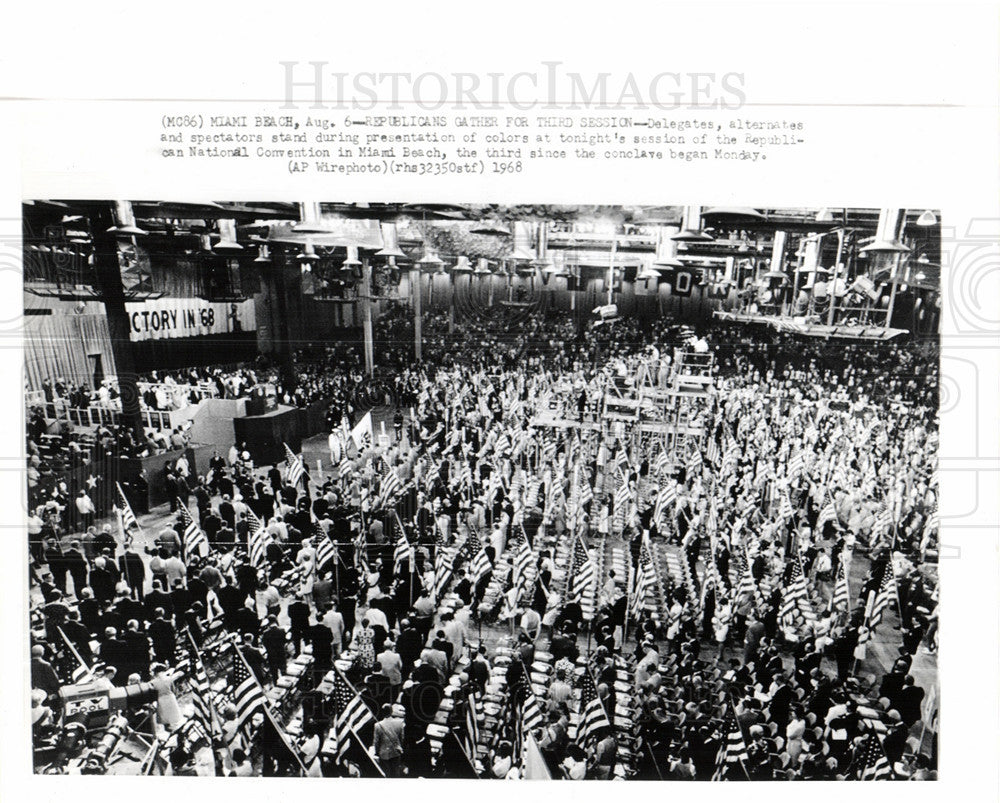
[24, 312, 117, 392]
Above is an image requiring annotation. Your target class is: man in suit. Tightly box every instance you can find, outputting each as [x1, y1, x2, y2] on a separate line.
[218, 496, 236, 531]
[61, 609, 94, 665]
[119, 549, 146, 601]
[396, 618, 422, 681]
[148, 608, 177, 664]
[261, 618, 288, 684]
[307, 618, 334, 675]
[123, 620, 151, 680]
[767, 673, 794, 729]
[286, 594, 311, 656]
[99, 627, 128, 686]
[63, 540, 89, 598]
[897, 676, 925, 728]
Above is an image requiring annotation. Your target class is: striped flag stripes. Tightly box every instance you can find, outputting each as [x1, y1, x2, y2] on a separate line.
[712, 706, 750, 780]
[686, 448, 703, 478]
[653, 482, 677, 526]
[231, 640, 267, 733]
[465, 526, 492, 586]
[705, 435, 720, 468]
[185, 629, 223, 760]
[831, 561, 850, 612]
[575, 671, 611, 744]
[114, 482, 140, 535]
[779, 492, 795, 522]
[519, 686, 546, 733]
[331, 667, 376, 762]
[629, 536, 657, 620]
[655, 450, 671, 477]
[283, 442, 305, 487]
[816, 499, 839, 532]
[378, 467, 404, 509]
[463, 691, 481, 760]
[778, 557, 809, 624]
[433, 527, 452, 602]
[567, 534, 596, 609]
[734, 555, 757, 607]
[246, 509, 268, 570]
[512, 530, 534, 590]
[856, 733, 894, 780]
[178, 499, 208, 559]
[313, 518, 335, 574]
[787, 451, 805, 479]
[393, 527, 415, 575]
[58, 626, 95, 683]
[867, 561, 897, 632]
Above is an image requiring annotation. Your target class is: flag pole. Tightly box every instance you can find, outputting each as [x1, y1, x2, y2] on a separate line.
[232, 640, 308, 776]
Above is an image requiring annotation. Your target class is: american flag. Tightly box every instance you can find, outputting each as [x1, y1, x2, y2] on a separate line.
[511, 529, 534, 590]
[655, 449, 671, 477]
[567, 534, 596, 607]
[610, 445, 625, 474]
[721, 438, 740, 476]
[614, 472, 633, 520]
[578, 476, 594, 509]
[779, 492, 795, 522]
[711, 707, 749, 780]
[629, 537, 656, 619]
[393, 526, 415, 575]
[779, 556, 809, 623]
[686, 448, 703, 478]
[456, 460, 474, 491]
[378, 467, 404, 509]
[423, 459, 441, 490]
[313, 518, 335, 574]
[541, 437, 556, 466]
[787, 451, 805, 479]
[734, 554, 757, 607]
[867, 561, 897, 632]
[831, 561, 850, 612]
[653, 482, 677, 526]
[246, 509, 268, 569]
[283, 443, 305, 487]
[178, 499, 208, 559]
[519, 683, 546, 734]
[463, 690, 481, 761]
[433, 527, 452, 602]
[856, 733, 894, 780]
[331, 667, 375, 761]
[354, 530, 370, 577]
[575, 671, 610, 744]
[58, 626, 94, 683]
[338, 455, 353, 482]
[705, 435, 720, 468]
[816, 498, 839, 532]
[114, 482, 140, 536]
[494, 431, 511, 456]
[871, 503, 893, 542]
[231, 640, 267, 734]
[186, 629, 222, 754]
[469, 529, 493, 585]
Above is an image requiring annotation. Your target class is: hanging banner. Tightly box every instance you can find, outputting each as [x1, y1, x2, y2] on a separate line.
[125, 298, 256, 341]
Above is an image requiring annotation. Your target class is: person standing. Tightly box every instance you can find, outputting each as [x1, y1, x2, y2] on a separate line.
[373, 704, 406, 777]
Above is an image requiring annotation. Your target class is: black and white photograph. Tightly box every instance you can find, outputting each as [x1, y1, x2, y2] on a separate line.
[23, 201, 941, 780]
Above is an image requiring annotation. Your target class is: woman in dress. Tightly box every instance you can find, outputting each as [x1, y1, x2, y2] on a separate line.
[352, 618, 376, 673]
